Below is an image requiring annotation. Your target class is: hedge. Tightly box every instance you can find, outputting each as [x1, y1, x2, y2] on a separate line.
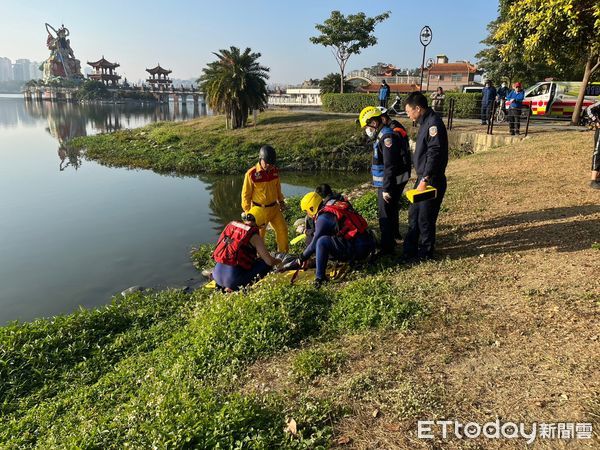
[322, 93, 379, 113]
[443, 92, 482, 119]
[322, 92, 483, 119]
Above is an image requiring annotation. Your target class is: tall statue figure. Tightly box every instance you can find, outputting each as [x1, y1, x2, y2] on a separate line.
[42, 23, 83, 82]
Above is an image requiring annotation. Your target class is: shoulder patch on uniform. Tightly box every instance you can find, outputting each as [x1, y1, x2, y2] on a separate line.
[429, 126, 438, 137]
[384, 137, 393, 148]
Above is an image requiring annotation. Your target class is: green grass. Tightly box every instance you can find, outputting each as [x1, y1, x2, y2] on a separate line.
[0, 258, 425, 447]
[0, 283, 339, 447]
[292, 347, 347, 382]
[327, 275, 426, 332]
[0, 188, 429, 448]
[68, 111, 369, 175]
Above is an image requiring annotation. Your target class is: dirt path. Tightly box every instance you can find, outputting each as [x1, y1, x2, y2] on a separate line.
[242, 130, 599, 449]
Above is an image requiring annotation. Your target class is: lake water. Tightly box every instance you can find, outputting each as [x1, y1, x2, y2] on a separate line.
[0, 96, 367, 324]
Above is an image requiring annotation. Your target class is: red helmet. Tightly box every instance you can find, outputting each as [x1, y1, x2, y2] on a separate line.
[514, 82, 522, 88]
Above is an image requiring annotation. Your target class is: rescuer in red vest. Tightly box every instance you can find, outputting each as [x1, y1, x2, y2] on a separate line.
[298, 190, 375, 287]
[212, 206, 282, 291]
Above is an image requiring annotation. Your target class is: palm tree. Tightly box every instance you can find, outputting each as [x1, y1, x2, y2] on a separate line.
[198, 47, 270, 129]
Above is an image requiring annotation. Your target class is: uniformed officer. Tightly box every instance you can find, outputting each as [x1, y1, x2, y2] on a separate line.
[506, 82, 525, 135]
[241, 145, 289, 252]
[402, 91, 448, 261]
[586, 101, 600, 190]
[359, 106, 411, 254]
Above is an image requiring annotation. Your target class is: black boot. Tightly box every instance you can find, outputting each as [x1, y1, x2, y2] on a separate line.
[314, 277, 329, 288]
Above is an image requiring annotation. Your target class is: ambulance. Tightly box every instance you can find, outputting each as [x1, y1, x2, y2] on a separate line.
[518, 81, 600, 118]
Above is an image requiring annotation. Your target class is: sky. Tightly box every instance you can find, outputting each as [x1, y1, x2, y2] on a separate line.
[1, 0, 499, 85]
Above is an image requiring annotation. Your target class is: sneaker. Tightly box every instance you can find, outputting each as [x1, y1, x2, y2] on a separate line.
[591, 180, 600, 190]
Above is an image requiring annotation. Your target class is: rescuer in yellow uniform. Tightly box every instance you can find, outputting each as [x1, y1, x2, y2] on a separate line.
[241, 145, 289, 252]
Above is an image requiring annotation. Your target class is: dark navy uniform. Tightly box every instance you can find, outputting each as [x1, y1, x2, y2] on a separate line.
[588, 102, 600, 174]
[371, 125, 410, 253]
[403, 107, 448, 260]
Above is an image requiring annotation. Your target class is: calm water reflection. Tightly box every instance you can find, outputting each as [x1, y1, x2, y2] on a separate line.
[0, 96, 367, 324]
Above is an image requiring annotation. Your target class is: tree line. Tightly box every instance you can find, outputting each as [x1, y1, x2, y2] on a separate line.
[477, 0, 599, 124]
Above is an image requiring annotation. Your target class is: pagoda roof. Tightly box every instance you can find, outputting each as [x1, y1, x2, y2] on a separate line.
[87, 57, 119, 68]
[146, 64, 172, 75]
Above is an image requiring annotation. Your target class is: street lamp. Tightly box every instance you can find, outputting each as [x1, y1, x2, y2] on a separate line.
[425, 58, 434, 92]
[419, 26, 432, 92]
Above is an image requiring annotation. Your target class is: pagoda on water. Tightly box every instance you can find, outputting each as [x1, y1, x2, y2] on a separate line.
[146, 64, 172, 89]
[87, 57, 121, 86]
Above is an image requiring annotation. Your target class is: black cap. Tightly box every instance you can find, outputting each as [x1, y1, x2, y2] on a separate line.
[259, 145, 276, 165]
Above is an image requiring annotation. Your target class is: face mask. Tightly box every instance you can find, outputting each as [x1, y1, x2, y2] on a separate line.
[365, 127, 376, 139]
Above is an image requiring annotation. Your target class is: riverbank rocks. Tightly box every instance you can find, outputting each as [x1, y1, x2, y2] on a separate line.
[121, 285, 145, 297]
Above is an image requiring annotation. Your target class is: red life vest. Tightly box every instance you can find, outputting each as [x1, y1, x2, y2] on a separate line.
[319, 200, 369, 240]
[393, 126, 408, 138]
[212, 221, 259, 270]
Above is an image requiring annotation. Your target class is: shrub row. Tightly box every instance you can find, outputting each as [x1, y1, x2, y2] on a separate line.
[322, 92, 483, 119]
[322, 93, 381, 113]
[443, 92, 483, 119]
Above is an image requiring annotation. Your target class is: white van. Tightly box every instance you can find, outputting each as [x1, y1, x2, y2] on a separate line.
[519, 81, 600, 117]
[462, 86, 483, 94]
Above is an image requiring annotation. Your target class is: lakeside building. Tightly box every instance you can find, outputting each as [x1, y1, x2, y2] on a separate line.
[0, 57, 12, 81]
[146, 64, 172, 89]
[87, 57, 121, 86]
[268, 86, 322, 106]
[424, 54, 482, 92]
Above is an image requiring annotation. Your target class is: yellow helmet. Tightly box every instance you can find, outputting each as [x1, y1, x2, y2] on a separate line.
[300, 192, 323, 217]
[242, 206, 267, 227]
[358, 106, 382, 127]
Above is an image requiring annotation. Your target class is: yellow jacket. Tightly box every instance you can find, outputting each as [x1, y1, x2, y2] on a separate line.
[241, 163, 284, 211]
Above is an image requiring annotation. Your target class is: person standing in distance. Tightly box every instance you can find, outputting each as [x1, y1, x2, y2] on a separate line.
[496, 81, 509, 115]
[506, 82, 525, 135]
[481, 80, 497, 125]
[241, 145, 289, 252]
[379, 80, 391, 108]
[430, 87, 445, 114]
[402, 91, 448, 261]
[586, 101, 600, 189]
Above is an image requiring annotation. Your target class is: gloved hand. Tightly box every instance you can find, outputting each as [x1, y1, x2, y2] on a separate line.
[296, 255, 309, 270]
[270, 257, 282, 269]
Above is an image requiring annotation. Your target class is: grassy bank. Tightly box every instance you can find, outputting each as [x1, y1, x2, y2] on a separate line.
[0, 269, 424, 447]
[68, 111, 370, 174]
[3, 129, 599, 448]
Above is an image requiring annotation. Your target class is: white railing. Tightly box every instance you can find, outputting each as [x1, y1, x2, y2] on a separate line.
[268, 94, 322, 106]
[346, 69, 420, 85]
